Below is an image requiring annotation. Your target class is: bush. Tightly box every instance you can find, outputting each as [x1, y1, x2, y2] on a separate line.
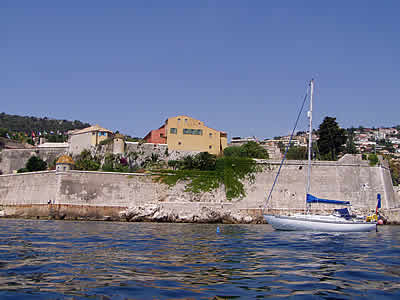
[75, 149, 101, 171]
[368, 154, 379, 166]
[17, 156, 47, 173]
[99, 138, 113, 146]
[286, 146, 307, 160]
[26, 156, 47, 172]
[224, 141, 269, 159]
[156, 156, 260, 200]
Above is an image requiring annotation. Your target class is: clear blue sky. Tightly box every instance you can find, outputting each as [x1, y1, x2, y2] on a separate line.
[2, 1, 399, 139]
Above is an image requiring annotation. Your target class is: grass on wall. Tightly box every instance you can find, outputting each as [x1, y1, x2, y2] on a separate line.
[153, 157, 261, 200]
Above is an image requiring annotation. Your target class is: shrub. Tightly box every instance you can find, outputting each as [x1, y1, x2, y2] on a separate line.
[224, 141, 269, 159]
[155, 156, 260, 200]
[75, 149, 100, 171]
[368, 154, 379, 166]
[26, 156, 47, 172]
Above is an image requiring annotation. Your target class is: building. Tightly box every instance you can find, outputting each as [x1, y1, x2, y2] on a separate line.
[143, 125, 166, 144]
[229, 136, 257, 146]
[69, 125, 113, 155]
[144, 116, 227, 155]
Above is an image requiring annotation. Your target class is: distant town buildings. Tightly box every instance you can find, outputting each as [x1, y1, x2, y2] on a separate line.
[229, 127, 400, 159]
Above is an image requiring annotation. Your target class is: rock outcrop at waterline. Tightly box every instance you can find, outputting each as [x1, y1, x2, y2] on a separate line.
[119, 204, 261, 224]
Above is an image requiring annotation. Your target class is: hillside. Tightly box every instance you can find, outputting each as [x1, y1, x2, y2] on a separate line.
[0, 112, 91, 135]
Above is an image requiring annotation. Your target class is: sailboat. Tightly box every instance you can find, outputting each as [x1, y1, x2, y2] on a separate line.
[263, 80, 377, 232]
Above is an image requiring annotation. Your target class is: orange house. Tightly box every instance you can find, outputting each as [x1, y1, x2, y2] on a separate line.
[143, 125, 167, 144]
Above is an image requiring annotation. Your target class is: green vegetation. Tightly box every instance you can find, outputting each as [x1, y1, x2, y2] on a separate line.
[0, 112, 90, 135]
[345, 127, 358, 154]
[17, 156, 47, 173]
[155, 152, 260, 200]
[99, 138, 114, 146]
[102, 153, 131, 172]
[317, 117, 347, 160]
[286, 146, 307, 160]
[75, 150, 101, 171]
[224, 141, 269, 159]
[368, 153, 379, 166]
[389, 159, 400, 186]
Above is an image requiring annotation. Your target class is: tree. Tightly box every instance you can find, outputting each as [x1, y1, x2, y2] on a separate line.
[345, 128, 358, 154]
[240, 141, 269, 159]
[224, 141, 269, 159]
[0, 128, 8, 138]
[223, 146, 242, 157]
[286, 146, 307, 160]
[75, 149, 100, 171]
[18, 156, 47, 173]
[195, 152, 217, 171]
[317, 117, 347, 160]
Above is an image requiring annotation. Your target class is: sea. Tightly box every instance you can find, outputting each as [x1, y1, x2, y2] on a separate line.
[0, 219, 399, 299]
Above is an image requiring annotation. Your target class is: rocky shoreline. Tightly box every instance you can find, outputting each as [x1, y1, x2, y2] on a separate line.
[1, 203, 399, 225]
[119, 204, 264, 224]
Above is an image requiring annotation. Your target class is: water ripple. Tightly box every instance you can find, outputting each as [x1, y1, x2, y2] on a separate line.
[0, 220, 399, 299]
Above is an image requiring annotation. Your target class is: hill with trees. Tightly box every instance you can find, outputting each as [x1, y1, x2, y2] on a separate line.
[0, 112, 91, 135]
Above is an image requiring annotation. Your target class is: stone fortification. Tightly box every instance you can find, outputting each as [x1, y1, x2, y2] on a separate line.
[0, 155, 399, 223]
[0, 148, 67, 174]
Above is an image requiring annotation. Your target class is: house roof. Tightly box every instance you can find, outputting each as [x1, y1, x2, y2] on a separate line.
[71, 124, 113, 135]
[56, 155, 75, 165]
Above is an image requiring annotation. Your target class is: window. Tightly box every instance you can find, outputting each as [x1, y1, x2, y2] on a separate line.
[183, 128, 202, 135]
[209, 145, 212, 149]
[170, 128, 177, 134]
[178, 141, 182, 145]
[92, 132, 96, 135]
[209, 133, 213, 138]
[184, 119, 188, 123]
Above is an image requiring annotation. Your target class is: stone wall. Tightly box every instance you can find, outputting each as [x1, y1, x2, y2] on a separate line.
[1, 157, 399, 222]
[0, 148, 67, 174]
[0, 171, 57, 205]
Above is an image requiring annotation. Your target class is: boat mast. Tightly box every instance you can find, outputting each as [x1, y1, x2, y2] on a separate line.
[306, 79, 314, 212]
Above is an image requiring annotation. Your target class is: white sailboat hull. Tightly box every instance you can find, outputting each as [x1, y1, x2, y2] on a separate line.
[264, 214, 376, 232]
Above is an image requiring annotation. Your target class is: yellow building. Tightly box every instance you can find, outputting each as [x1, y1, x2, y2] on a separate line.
[69, 124, 113, 155]
[165, 115, 227, 155]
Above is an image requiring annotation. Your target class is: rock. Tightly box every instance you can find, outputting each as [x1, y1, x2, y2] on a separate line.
[119, 204, 259, 224]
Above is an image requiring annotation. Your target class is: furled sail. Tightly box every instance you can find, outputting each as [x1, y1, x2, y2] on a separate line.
[306, 194, 350, 205]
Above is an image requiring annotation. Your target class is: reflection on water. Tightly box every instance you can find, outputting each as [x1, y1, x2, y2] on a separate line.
[0, 219, 399, 299]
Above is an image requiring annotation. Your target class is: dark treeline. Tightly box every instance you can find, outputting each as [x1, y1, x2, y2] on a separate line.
[0, 112, 91, 135]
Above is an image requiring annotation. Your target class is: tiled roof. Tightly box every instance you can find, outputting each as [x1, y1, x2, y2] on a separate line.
[56, 155, 75, 165]
[71, 124, 113, 135]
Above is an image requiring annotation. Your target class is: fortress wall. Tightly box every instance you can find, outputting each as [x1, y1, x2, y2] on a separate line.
[0, 171, 57, 205]
[0, 148, 67, 174]
[54, 171, 163, 207]
[0, 159, 398, 220]
[238, 160, 395, 211]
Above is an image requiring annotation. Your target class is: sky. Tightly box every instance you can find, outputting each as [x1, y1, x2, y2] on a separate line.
[1, 1, 399, 140]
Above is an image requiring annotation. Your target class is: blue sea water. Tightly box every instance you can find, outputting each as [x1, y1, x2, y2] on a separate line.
[0, 219, 399, 299]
